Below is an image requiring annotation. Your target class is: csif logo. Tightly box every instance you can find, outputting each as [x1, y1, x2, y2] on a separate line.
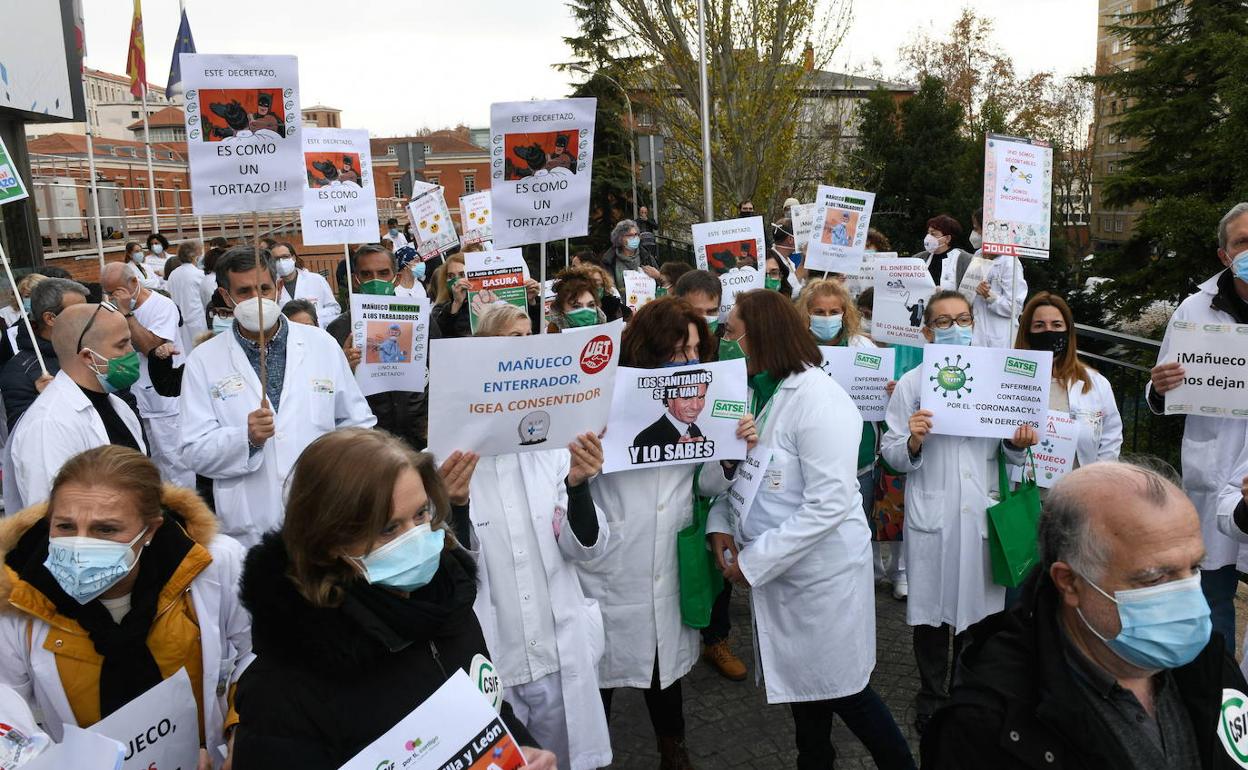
[580, 335, 613, 374]
[375, 761, 395, 770]
[1004, 356, 1038, 378]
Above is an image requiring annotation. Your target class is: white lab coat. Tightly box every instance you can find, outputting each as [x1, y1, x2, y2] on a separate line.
[167, 263, 208, 352]
[139, 256, 166, 290]
[708, 367, 876, 703]
[0, 529, 253, 765]
[880, 365, 1026, 633]
[1063, 370, 1124, 466]
[922, 248, 967, 292]
[1214, 427, 1248, 545]
[469, 451, 612, 770]
[579, 462, 732, 690]
[280, 268, 341, 328]
[1150, 271, 1248, 570]
[969, 255, 1027, 349]
[8, 371, 146, 509]
[178, 320, 375, 547]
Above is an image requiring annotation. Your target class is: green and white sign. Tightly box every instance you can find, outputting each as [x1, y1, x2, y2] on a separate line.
[819, 345, 896, 422]
[1218, 688, 1248, 767]
[0, 136, 29, 206]
[921, 344, 1052, 440]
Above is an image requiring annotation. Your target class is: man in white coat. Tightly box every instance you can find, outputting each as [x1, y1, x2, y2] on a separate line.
[271, 242, 341, 329]
[100, 262, 194, 487]
[180, 247, 375, 548]
[9, 303, 146, 508]
[166, 239, 208, 352]
[1148, 201, 1248, 653]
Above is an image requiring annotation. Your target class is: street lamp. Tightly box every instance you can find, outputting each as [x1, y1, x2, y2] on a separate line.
[572, 65, 639, 221]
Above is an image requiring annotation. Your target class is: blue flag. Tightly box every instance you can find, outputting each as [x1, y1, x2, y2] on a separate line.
[165, 9, 196, 98]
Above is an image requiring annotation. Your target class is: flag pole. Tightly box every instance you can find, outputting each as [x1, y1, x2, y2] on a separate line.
[252, 211, 268, 408]
[140, 83, 159, 233]
[81, 74, 106, 271]
[0, 243, 47, 376]
[539, 241, 547, 334]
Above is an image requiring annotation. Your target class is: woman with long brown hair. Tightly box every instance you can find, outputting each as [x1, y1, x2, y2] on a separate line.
[709, 290, 915, 769]
[546, 267, 607, 333]
[231, 429, 555, 770]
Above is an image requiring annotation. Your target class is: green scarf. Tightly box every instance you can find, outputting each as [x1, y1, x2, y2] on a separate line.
[750, 371, 782, 416]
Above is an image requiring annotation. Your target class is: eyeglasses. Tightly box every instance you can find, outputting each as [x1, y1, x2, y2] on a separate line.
[76, 300, 119, 352]
[928, 313, 974, 330]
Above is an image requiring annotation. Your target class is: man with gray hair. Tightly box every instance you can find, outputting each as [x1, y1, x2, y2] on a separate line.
[923, 461, 1248, 769]
[100, 261, 193, 486]
[1147, 201, 1248, 652]
[0, 277, 88, 428]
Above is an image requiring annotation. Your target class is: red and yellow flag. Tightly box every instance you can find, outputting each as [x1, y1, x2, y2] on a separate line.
[125, 0, 146, 98]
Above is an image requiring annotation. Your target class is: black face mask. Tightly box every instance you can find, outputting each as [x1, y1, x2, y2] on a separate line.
[1027, 330, 1068, 357]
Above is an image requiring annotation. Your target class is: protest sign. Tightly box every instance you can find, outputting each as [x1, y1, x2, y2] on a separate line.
[790, 203, 818, 255]
[872, 257, 934, 346]
[1011, 410, 1078, 488]
[298, 127, 376, 245]
[460, 190, 493, 246]
[465, 249, 528, 333]
[843, 252, 889, 299]
[804, 185, 875, 274]
[920, 344, 1052, 439]
[339, 671, 526, 770]
[602, 360, 748, 473]
[692, 216, 765, 274]
[408, 186, 460, 261]
[349, 294, 430, 397]
[725, 444, 773, 524]
[0, 136, 29, 206]
[718, 267, 764, 321]
[982, 134, 1053, 259]
[427, 320, 622, 458]
[28, 727, 125, 770]
[182, 54, 303, 214]
[819, 346, 896, 422]
[1162, 321, 1248, 419]
[623, 269, 656, 312]
[91, 668, 198, 770]
[489, 98, 596, 248]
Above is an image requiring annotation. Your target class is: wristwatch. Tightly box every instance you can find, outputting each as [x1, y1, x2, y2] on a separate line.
[123, 311, 135, 319]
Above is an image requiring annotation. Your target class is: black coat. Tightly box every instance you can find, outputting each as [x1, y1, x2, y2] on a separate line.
[231, 535, 534, 770]
[0, 325, 58, 429]
[633, 414, 702, 450]
[431, 299, 471, 339]
[326, 313, 427, 449]
[922, 571, 1248, 770]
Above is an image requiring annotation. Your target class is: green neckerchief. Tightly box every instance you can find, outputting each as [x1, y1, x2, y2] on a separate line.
[750, 371, 782, 416]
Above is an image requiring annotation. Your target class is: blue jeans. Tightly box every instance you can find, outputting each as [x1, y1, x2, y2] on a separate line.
[1201, 565, 1237, 654]
[790, 686, 916, 769]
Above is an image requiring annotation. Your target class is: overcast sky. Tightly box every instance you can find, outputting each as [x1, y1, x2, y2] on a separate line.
[83, 0, 1097, 137]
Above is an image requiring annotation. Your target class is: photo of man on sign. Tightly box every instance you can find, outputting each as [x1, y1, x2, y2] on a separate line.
[305, 151, 362, 188]
[503, 130, 581, 180]
[630, 369, 713, 463]
[198, 88, 288, 140]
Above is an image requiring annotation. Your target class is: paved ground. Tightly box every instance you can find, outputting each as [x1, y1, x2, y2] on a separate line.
[604, 582, 921, 769]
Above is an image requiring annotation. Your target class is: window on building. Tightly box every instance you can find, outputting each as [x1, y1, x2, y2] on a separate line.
[423, 144, 432, 154]
[427, 176, 440, 187]
[386, 145, 396, 156]
[463, 175, 476, 193]
[1115, 216, 1125, 233]
[131, 110, 139, 119]
[1112, 39, 1120, 54]
[392, 180, 403, 198]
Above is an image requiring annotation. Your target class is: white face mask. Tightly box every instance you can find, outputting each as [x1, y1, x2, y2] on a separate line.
[230, 296, 282, 333]
[970, 231, 983, 249]
[150, 243, 164, 255]
[923, 234, 942, 253]
[275, 257, 296, 278]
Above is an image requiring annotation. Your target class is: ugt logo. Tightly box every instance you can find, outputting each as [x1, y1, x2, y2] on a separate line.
[930, 355, 974, 399]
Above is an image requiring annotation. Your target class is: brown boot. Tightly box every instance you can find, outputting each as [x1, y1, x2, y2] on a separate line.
[657, 735, 695, 770]
[701, 640, 747, 681]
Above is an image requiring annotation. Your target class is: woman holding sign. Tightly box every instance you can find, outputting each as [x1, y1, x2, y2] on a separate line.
[879, 290, 1036, 734]
[0, 445, 253, 769]
[231, 429, 556, 770]
[707, 290, 915, 769]
[546, 268, 607, 333]
[577, 297, 755, 768]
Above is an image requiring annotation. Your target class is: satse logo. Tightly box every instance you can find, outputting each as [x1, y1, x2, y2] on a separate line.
[580, 335, 613, 374]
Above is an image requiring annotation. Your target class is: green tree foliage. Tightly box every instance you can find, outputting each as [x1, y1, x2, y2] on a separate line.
[1088, 0, 1248, 315]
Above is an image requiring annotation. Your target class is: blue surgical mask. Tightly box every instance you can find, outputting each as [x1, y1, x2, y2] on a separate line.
[352, 523, 445, 591]
[212, 315, 233, 336]
[44, 527, 148, 604]
[21, 298, 31, 314]
[810, 314, 843, 342]
[1232, 250, 1248, 282]
[1076, 573, 1211, 671]
[625, 235, 641, 250]
[933, 325, 973, 346]
[663, 358, 699, 368]
[412, 261, 427, 281]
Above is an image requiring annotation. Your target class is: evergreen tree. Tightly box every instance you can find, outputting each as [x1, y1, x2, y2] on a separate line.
[1088, 0, 1248, 315]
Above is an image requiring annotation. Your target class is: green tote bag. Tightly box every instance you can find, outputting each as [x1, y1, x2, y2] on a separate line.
[987, 449, 1042, 588]
[676, 468, 724, 628]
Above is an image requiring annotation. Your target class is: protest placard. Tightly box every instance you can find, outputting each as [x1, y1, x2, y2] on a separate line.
[1011, 410, 1078, 488]
[790, 203, 818, 255]
[725, 444, 773, 524]
[843, 251, 890, 299]
[623, 269, 656, 312]
[91, 668, 198, 770]
[489, 98, 596, 248]
[427, 320, 622, 458]
[349, 294, 430, 397]
[872, 257, 934, 346]
[920, 344, 1052, 439]
[339, 671, 526, 770]
[982, 134, 1053, 259]
[1162, 321, 1248, 419]
[692, 216, 765, 274]
[182, 54, 303, 214]
[460, 190, 493, 246]
[804, 185, 875, 274]
[602, 360, 748, 473]
[465, 249, 528, 333]
[819, 346, 896, 422]
[408, 185, 460, 261]
[0, 136, 29, 206]
[298, 127, 376, 245]
[718, 267, 764, 321]
[28, 727, 125, 770]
